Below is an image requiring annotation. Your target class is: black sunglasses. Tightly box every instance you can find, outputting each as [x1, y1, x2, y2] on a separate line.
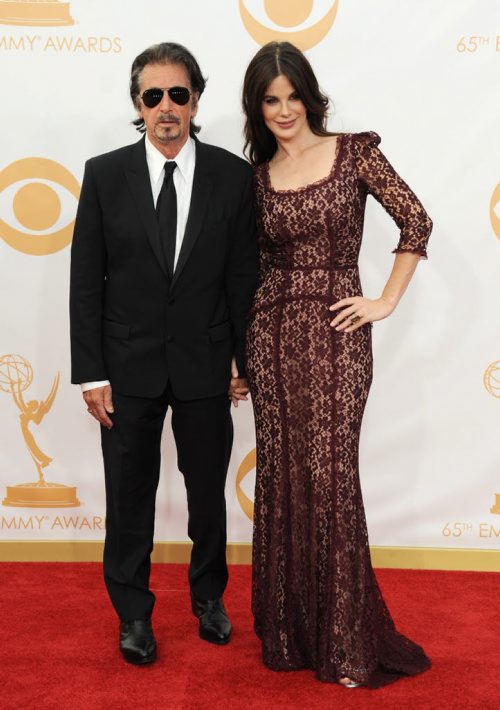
[141, 86, 192, 108]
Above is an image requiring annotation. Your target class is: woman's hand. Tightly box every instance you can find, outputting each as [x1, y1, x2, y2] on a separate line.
[329, 296, 395, 332]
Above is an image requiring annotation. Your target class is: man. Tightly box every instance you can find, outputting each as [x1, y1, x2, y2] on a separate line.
[70, 42, 258, 665]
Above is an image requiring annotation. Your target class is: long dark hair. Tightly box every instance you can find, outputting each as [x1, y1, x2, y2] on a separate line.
[130, 42, 207, 137]
[242, 42, 334, 166]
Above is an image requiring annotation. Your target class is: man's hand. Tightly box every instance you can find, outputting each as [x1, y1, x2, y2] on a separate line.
[83, 385, 114, 429]
[228, 357, 250, 408]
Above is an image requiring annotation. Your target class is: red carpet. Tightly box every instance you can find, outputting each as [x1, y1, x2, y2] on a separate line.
[0, 563, 498, 709]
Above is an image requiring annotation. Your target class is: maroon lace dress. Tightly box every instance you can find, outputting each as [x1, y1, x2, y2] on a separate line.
[246, 132, 432, 687]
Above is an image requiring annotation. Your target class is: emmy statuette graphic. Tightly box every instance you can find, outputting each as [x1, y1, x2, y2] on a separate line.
[483, 360, 500, 514]
[0, 0, 74, 27]
[1, 354, 80, 507]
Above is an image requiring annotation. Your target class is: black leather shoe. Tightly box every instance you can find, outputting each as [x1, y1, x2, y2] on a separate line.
[191, 596, 232, 645]
[119, 619, 157, 665]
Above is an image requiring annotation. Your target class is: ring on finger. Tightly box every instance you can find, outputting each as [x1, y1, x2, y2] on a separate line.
[350, 315, 361, 324]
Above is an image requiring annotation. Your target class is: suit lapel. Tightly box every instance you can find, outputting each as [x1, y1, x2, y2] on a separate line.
[170, 140, 212, 290]
[124, 137, 168, 277]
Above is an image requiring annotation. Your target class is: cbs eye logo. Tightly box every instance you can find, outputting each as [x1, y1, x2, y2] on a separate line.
[240, 0, 339, 50]
[236, 448, 256, 520]
[0, 158, 80, 256]
[490, 182, 500, 240]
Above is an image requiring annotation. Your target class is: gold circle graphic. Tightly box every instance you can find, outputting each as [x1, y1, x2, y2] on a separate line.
[236, 448, 256, 521]
[13, 182, 61, 231]
[240, 0, 339, 50]
[490, 182, 500, 240]
[484, 360, 500, 398]
[264, 0, 313, 27]
[0, 157, 80, 255]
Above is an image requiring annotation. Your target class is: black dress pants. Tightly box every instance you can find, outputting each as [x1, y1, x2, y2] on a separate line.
[100, 384, 233, 622]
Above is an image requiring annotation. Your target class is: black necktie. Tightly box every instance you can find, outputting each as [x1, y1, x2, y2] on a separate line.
[156, 161, 177, 277]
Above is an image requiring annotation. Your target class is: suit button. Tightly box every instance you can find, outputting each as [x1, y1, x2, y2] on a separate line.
[166, 334, 173, 342]
[168, 298, 175, 306]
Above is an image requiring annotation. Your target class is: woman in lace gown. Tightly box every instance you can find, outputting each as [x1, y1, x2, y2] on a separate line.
[242, 42, 432, 688]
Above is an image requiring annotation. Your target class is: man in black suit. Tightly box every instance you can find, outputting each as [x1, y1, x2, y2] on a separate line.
[70, 42, 258, 665]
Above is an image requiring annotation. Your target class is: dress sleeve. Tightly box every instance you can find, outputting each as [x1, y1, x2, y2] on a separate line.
[253, 165, 273, 278]
[354, 132, 432, 258]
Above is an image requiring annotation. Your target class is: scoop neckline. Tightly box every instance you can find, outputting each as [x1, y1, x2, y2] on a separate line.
[263, 134, 344, 194]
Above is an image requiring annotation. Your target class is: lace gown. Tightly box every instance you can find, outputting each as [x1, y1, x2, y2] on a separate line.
[246, 132, 432, 687]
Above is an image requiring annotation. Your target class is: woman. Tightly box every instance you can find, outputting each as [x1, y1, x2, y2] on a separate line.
[243, 42, 432, 688]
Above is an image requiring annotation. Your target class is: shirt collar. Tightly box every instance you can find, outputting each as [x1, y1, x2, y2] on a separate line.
[145, 134, 195, 185]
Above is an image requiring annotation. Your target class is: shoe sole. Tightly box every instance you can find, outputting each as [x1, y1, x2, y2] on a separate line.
[121, 649, 157, 665]
[199, 628, 231, 645]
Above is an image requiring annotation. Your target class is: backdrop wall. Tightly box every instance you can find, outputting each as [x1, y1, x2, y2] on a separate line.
[1, 0, 499, 565]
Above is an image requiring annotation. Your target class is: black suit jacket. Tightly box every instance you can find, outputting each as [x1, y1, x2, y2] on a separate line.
[70, 136, 258, 400]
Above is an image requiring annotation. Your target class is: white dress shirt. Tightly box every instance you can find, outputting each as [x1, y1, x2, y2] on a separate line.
[145, 133, 196, 268]
[81, 136, 196, 393]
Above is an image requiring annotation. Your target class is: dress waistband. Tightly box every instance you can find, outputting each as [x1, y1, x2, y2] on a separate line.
[267, 259, 358, 271]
